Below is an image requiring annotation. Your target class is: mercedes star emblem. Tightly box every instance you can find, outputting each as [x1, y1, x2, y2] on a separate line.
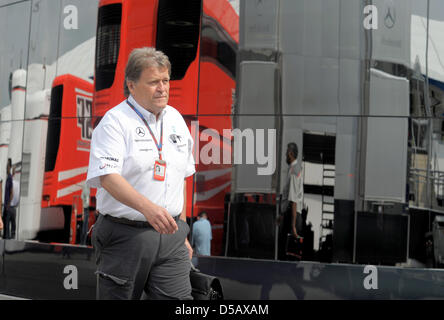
[384, 1, 396, 29]
[136, 127, 145, 137]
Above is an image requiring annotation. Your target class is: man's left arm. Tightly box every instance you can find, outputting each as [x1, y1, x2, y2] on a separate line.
[180, 180, 193, 259]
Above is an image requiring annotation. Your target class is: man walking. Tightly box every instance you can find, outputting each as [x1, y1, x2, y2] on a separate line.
[87, 47, 195, 300]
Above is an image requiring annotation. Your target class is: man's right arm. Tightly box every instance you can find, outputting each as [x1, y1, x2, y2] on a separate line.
[100, 173, 178, 234]
[291, 201, 298, 237]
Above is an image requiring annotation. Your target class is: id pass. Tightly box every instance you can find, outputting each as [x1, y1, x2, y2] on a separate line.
[154, 159, 166, 181]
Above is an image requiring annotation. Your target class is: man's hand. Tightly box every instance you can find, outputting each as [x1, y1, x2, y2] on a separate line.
[0, 217, 3, 230]
[292, 226, 299, 238]
[100, 173, 178, 234]
[185, 238, 193, 259]
[142, 203, 178, 234]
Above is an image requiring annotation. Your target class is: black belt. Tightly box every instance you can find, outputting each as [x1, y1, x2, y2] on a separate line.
[103, 213, 180, 228]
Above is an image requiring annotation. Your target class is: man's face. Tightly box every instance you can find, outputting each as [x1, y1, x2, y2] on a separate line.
[127, 66, 170, 116]
[286, 149, 292, 165]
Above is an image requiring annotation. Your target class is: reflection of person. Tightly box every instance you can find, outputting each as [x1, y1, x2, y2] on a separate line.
[278, 143, 304, 260]
[0, 178, 3, 235]
[3, 159, 15, 239]
[11, 167, 20, 206]
[87, 47, 195, 300]
[191, 211, 212, 256]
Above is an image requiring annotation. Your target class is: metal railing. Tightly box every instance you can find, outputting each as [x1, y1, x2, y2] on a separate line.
[409, 168, 444, 210]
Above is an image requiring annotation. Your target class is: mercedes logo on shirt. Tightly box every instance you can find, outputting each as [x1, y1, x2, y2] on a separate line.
[169, 134, 182, 144]
[384, 0, 396, 29]
[136, 127, 145, 137]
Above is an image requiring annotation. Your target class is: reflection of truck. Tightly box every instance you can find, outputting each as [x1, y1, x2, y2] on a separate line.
[2, 35, 96, 242]
[6, 70, 96, 243]
[40, 75, 96, 244]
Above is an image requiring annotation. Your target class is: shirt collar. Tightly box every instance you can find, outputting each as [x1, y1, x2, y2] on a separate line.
[128, 95, 167, 123]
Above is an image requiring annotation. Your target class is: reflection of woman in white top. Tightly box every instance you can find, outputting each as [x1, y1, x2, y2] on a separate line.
[282, 143, 304, 238]
[11, 168, 20, 207]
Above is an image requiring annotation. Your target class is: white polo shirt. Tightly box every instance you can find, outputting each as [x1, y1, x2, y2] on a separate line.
[11, 178, 20, 207]
[86, 95, 195, 221]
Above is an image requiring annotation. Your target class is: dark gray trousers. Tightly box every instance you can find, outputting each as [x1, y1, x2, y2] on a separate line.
[92, 214, 192, 300]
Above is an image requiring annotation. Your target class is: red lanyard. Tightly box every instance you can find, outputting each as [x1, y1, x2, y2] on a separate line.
[127, 100, 163, 160]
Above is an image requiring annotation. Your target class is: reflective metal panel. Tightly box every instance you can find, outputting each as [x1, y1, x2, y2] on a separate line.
[194, 255, 444, 299]
[1, 240, 95, 299]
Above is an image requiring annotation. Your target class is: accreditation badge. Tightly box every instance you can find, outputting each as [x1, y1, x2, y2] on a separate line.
[154, 159, 166, 181]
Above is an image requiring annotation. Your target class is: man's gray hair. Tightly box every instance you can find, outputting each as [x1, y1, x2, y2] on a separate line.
[124, 47, 171, 97]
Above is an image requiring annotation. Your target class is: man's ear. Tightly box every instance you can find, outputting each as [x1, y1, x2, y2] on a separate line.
[127, 80, 134, 94]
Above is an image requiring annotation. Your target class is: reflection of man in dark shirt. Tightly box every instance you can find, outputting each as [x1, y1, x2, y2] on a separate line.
[281, 143, 304, 236]
[3, 158, 15, 239]
[3, 159, 12, 210]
